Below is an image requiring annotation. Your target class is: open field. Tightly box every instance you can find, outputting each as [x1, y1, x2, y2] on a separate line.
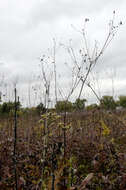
[1, 109, 126, 189]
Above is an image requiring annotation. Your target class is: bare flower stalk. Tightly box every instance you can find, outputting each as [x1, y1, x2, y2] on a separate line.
[53, 38, 58, 104]
[78, 11, 122, 99]
[40, 55, 53, 188]
[13, 87, 18, 190]
[86, 82, 101, 103]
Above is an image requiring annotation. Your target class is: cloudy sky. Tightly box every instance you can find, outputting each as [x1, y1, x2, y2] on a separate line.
[0, 0, 126, 106]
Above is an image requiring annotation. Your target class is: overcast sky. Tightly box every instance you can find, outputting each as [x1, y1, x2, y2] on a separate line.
[0, 0, 126, 106]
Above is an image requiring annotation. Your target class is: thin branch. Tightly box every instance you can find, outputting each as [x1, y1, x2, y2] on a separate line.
[87, 83, 101, 102]
[53, 38, 58, 104]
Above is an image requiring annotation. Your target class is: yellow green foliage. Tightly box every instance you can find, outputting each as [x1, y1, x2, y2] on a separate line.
[58, 122, 71, 130]
[39, 112, 61, 128]
[100, 120, 110, 136]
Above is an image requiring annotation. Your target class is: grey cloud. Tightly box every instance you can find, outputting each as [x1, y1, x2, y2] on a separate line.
[0, 62, 4, 67]
[29, 0, 121, 26]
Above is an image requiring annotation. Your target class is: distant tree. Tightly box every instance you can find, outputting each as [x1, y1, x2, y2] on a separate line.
[0, 91, 1, 102]
[73, 98, 87, 111]
[55, 100, 73, 113]
[0, 101, 21, 114]
[1, 102, 12, 113]
[36, 102, 46, 115]
[100, 96, 116, 110]
[118, 95, 126, 108]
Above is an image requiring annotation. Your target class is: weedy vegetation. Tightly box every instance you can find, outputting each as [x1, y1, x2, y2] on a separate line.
[0, 12, 126, 190]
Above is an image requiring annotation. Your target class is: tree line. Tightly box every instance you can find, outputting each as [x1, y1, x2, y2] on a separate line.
[1, 95, 126, 116]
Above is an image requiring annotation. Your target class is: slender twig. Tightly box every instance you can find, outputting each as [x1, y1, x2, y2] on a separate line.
[87, 83, 101, 103]
[13, 87, 18, 190]
[53, 38, 58, 104]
